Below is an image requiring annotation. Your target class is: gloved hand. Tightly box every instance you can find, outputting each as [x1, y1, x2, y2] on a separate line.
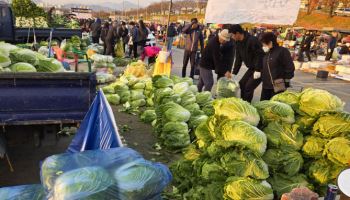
[253, 71, 261, 79]
[285, 79, 291, 88]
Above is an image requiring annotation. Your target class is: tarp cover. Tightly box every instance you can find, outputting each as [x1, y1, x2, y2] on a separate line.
[205, 0, 301, 25]
[67, 89, 123, 153]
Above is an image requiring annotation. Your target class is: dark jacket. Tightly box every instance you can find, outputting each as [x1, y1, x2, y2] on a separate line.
[101, 27, 109, 42]
[328, 36, 337, 49]
[232, 32, 265, 75]
[135, 27, 148, 43]
[261, 46, 295, 89]
[339, 46, 350, 55]
[90, 22, 102, 38]
[200, 36, 234, 75]
[167, 25, 177, 37]
[301, 34, 314, 50]
[105, 26, 118, 43]
[118, 26, 129, 43]
[182, 24, 204, 52]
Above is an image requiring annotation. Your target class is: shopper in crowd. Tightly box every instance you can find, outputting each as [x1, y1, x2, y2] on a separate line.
[105, 21, 118, 56]
[260, 32, 295, 100]
[298, 31, 314, 62]
[229, 24, 265, 102]
[101, 21, 110, 55]
[197, 29, 232, 92]
[182, 18, 204, 78]
[166, 23, 177, 51]
[326, 32, 338, 61]
[339, 42, 350, 55]
[128, 22, 136, 58]
[118, 21, 129, 53]
[134, 20, 148, 58]
[90, 18, 102, 44]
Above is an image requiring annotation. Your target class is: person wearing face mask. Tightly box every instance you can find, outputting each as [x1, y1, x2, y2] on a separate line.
[229, 24, 265, 102]
[197, 29, 233, 92]
[260, 32, 295, 100]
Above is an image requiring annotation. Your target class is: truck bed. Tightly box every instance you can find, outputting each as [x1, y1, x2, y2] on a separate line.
[0, 72, 96, 126]
[14, 28, 82, 42]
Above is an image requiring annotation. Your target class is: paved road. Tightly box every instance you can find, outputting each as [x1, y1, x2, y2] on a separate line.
[170, 47, 350, 111]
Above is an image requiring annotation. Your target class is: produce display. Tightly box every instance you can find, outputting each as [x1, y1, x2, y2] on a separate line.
[166, 88, 350, 199]
[0, 42, 65, 73]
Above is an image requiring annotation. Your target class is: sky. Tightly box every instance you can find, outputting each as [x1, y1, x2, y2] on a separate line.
[38, 0, 158, 6]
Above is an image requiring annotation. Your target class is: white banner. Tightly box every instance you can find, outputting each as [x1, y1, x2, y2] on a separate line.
[205, 0, 301, 25]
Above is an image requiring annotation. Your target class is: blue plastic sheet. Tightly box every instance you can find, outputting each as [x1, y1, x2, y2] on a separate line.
[0, 184, 46, 200]
[40, 147, 172, 200]
[67, 90, 123, 153]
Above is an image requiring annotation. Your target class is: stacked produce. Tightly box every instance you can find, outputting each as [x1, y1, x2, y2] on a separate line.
[0, 42, 65, 73]
[169, 88, 350, 199]
[0, 148, 172, 199]
[169, 97, 276, 199]
[91, 54, 116, 70]
[15, 17, 48, 28]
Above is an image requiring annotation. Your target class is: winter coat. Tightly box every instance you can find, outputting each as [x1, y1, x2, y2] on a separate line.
[182, 24, 204, 52]
[328, 36, 337, 49]
[167, 25, 177, 37]
[90, 22, 102, 38]
[261, 46, 295, 89]
[232, 32, 265, 75]
[300, 34, 314, 50]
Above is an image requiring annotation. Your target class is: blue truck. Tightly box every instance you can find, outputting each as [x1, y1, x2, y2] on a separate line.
[0, 72, 96, 146]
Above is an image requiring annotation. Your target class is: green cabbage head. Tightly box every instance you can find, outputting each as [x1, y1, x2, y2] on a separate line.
[224, 177, 273, 200]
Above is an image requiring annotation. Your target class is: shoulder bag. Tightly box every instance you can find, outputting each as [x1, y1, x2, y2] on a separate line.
[267, 53, 286, 93]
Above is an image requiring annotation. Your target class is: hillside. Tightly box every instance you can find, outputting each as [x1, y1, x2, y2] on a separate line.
[295, 11, 350, 30]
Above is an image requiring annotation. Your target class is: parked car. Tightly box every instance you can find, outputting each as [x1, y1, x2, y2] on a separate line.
[335, 8, 350, 16]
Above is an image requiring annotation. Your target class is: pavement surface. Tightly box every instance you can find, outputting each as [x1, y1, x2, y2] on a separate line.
[1, 45, 349, 187]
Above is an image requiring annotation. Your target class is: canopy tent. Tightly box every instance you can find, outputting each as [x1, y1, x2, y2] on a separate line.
[205, 0, 301, 25]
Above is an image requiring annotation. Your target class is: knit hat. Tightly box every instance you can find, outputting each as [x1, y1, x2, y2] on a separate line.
[219, 29, 231, 42]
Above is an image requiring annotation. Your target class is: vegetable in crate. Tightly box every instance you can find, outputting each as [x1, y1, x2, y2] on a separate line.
[312, 112, 350, 138]
[299, 88, 344, 117]
[253, 100, 295, 125]
[263, 122, 303, 150]
[9, 48, 38, 66]
[213, 97, 260, 126]
[10, 62, 37, 72]
[37, 57, 65, 72]
[263, 148, 304, 176]
[216, 77, 239, 98]
[0, 53, 11, 68]
[224, 177, 273, 200]
[0, 42, 18, 56]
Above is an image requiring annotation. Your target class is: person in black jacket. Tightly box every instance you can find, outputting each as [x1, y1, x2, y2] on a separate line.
[166, 23, 177, 51]
[260, 32, 295, 100]
[90, 18, 102, 44]
[326, 32, 338, 61]
[298, 31, 314, 62]
[229, 24, 265, 102]
[105, 21, 118, 56]
[197, 29, 233, 92]
[118, 21, 129, 53]
[101, 21, 109, 55]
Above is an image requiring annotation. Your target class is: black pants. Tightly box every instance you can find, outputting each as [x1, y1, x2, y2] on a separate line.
[197, 67, 214, 92]
[133, 42, 138, 58]
[92, 36, 99, 44]
[239, 70, 261, 102]
[298, 48, 311, 62]
[105, 41, 115, 56]
[129, 45, 134, 57]
[326, 48, 334, 61]
[103, 42, 107, 55]
[182, 50, 196, 78]
[261, 88, 278, 101]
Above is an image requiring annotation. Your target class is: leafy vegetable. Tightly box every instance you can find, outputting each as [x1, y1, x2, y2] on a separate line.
[253, 100, 295, 124]
[220, 150, 269, 179]
[219, 120, 267, 156]
[52, 166, 115, 200]
[163, 102, 191, 122]
[295, 115, 316, 133]
[196, 92, 212, 106]
[0, 184, 46, 200]
[173, 82, 190, 96]
[264, 122, 303, 150]
[307, 159, 345, 185]
[224, 177, 274, 200]
[0, 53, 11, 68]
[323, 137, 350, 166]
[268, 173, 312, 198]
[0, 42, 18, 56]
[216, 77, 239, 99]
[129, 99, 146, 108]
[213, 97, 260, 126]
[180, 91, 197, 106]
[153, 75, 174, 88]
[299, 88, 344, 117]
[161, 122, 190, 148]
[271, 91, 300, 111]
[312, 112, 350, 138]
[140, 110, 156, 123]
[302, 136, 328, 158]
[263, 148, 303, 176]
[9, 48, 38, 66]
[102, 85, 115, 94]
[189, 114, 208, 129]
[130, 90, 145, 101]
[10, 62, 37, 72]
[106, 94, 120, 105]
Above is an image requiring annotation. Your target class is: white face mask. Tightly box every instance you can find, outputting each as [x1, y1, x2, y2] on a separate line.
[263, 46, 270, 53]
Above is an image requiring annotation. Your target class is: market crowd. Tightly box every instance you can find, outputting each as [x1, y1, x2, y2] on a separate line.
[82, 17, 350, 102]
